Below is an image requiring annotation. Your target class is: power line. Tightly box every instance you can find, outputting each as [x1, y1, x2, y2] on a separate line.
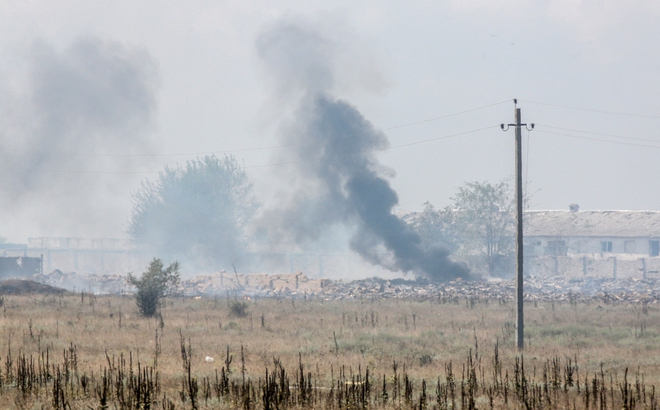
[524, 127, 530, 198]
[382, 100, 510, 131]
[48, 170, 161, 174]
[521, 100, 660, 119]
[22, 100, 511, 159]
[536, 124, 660, 144]
[49, 125, 498, 173]
[241, 125, 498, 168]
[535, 130, 660, 149]
[41, 121, 660, 174]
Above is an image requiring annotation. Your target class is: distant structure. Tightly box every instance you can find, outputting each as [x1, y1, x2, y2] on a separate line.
[525, 209, 660, 257]
[0, 256, 42, 278]
[525, 207, 660, 278]
[1, 237, 144, 276]
[1, 237, 385, 279]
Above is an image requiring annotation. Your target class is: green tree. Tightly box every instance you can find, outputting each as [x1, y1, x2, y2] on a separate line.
[407, 201, 459, 252]
[128, 155, 260, 269]
[410, 179, 517, 277]
[451, 179, 516, 277]
[128, 258, 180, 316]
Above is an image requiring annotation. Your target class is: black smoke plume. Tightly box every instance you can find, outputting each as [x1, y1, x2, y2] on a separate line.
[257, 21, 469, 281]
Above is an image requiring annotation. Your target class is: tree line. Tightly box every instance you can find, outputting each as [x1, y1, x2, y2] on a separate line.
[127, 154, 516, 290]
[408, 179, 516, 277]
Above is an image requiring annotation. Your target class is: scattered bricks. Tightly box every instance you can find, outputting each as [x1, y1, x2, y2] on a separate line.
[26, 269, 660, 305]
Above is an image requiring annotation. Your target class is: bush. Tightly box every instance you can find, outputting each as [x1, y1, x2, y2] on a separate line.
[418, 353, 434, 366]
[229, 300, 249, 317]
[128, 258, 180, 317]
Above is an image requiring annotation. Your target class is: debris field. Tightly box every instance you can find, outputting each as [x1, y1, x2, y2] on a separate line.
[21, 269, 660, 304]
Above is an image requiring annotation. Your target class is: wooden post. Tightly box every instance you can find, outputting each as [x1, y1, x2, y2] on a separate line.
[642, 258, 647, 279]
[515, 107, 524, 350]
[502, 101, 532, 351]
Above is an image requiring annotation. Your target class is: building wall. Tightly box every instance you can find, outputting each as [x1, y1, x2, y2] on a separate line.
[526, 254, 660, 279]
[27, 237, 128, 250]
[526, 236, 659, 257]
[1, 246, 393, 280]
[1, 248, 146, 276]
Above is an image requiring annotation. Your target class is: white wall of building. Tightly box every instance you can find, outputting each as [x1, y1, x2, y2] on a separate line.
[526, 236, 660, 257]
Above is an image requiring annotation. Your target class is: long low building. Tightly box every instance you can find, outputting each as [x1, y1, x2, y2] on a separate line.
[525, 209, 660, 257]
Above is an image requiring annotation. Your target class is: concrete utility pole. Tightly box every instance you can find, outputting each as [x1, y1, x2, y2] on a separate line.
[501, 99, 533, 350]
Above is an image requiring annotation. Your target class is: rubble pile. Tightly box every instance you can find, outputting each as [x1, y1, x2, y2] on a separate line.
[181, 274, 660, 304]
[321, 275, 660, 304]
[522, 275, 660, 303]
[181, 271, 330, 296]
[25, 269, 660, 304]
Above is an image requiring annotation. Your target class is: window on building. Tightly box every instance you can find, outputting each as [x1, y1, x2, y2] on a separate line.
[650, 240, 659, 257]
[547, 240, 567, 256]
[624, 240, 636, 254]
[601, 241, 613, 252]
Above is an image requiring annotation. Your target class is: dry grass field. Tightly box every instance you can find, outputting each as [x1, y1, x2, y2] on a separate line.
[0, 291, 659, 409]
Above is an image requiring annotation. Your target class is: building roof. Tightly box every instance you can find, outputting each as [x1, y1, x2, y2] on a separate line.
[525, 210, 660, 238]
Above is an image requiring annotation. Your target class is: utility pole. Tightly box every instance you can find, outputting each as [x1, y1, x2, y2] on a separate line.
[501, 99, 533, 350]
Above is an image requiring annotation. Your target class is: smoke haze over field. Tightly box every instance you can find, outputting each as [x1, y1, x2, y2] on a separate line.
[0, 37, 158, 239]
[256, 21, 469, 281]
[1, 2, 658, 282]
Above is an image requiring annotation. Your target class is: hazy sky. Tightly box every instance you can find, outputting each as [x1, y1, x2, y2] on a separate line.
[0, 1, 659, 243]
